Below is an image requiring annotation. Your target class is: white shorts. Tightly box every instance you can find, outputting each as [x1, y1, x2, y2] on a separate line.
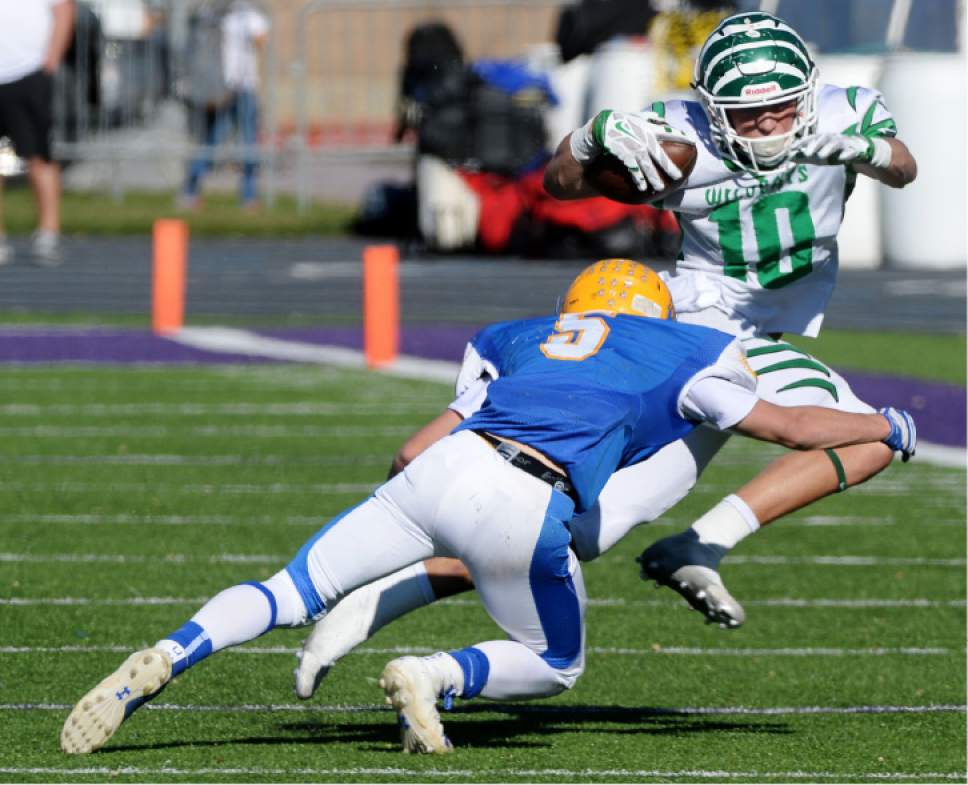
[285, 430, 587, 696]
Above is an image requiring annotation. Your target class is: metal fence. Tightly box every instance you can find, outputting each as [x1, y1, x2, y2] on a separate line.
[46, 0, 963, 209]
[48, 0, 563, 206]
[51, 0, 281, 200]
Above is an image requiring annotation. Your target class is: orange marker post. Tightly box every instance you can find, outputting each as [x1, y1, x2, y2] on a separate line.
[152, 218, 188, 335]
[363, 244, 400, 368]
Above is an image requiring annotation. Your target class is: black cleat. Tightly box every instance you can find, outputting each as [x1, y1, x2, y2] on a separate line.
[637, 530, 745, 629]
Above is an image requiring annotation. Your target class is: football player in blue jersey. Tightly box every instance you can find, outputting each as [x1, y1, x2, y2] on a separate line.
[61, 261, 916, 756]
[293, 11, 921, 694]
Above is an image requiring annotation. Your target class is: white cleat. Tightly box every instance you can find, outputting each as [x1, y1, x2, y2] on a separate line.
[60, 648, 172, 754]
[379, 657, 453, 754]
[293, 580, 391, 700]
[294, 645, 332, 700]
[670, 565, 746, 629]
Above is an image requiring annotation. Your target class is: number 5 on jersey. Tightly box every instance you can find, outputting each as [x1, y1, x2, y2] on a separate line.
[540, 316, 610, 361]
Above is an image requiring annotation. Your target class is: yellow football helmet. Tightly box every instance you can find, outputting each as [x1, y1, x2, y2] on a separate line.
[561, 259, 675, 320]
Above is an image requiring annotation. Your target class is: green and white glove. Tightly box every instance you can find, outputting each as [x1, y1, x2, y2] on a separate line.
[795, 132, 892, 167]
[570, 110, 690, 192]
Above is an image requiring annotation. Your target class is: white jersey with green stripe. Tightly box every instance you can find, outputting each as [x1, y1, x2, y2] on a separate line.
[650, 83, 897, 338]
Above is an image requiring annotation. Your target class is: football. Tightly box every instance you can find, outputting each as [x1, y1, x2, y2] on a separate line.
[584, 140, 698, 204]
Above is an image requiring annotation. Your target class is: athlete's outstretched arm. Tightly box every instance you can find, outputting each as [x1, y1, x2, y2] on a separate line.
[852, 137, 917, 188]
[733, 400, 892, 451]
[796, 134, 917, 188]
[543, 134, 600, 200]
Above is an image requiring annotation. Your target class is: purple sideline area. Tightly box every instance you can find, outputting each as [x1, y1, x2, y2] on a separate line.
[1, 326, 963, 448]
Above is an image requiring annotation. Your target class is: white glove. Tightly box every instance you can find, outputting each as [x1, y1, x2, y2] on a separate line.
[571, 110, 690, 192]
[795, 133, 892, 168]
[879, 406, 917, 462]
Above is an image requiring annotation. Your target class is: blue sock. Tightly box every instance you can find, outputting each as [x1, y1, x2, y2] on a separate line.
[448, 646, 491, 699]
[156, 620, 213, 677]
[155, 581, 279, 676]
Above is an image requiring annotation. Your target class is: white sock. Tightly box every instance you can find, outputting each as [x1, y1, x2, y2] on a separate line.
[301, 562, 436, 667]
[155, 580, 280, 675]
[690, 494, 761, 550]
[473, 640, 576, 700]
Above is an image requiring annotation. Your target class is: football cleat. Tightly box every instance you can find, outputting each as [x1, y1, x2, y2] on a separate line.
[293, 580, 389, 700]
[294, 644, 332, 700]
[637, 530, 746, 629]
[379, 657, 453, 754]
[60, 648, 172, 754]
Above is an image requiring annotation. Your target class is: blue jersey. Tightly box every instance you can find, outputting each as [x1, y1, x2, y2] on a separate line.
[455, 313, 739, 512]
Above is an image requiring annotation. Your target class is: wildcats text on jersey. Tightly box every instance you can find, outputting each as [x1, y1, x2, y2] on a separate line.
[704, 166, 810, 207]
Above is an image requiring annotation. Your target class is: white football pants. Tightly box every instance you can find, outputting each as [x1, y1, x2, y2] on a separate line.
[569, 332, 876, 561]
[284, 429, 586, 700]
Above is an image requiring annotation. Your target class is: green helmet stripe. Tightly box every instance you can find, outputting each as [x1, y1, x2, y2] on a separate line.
[701, 26, 810, 67]
[704, 43, 812, 92]
[701, 40, 812, 87]
[711, 64, 812, 99]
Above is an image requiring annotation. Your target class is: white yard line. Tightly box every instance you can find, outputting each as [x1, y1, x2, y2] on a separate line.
[0, 454, 389, 466]
[3, 700, 963, 717]
[1, 551, 963, 567]
[2, 478, 958, 500]
[0, 764, 962, 781]
[9, 512, 967, 528]
[2, 596, 964, 611]
[0, 481, 380, 495]
[0, 644, 956, 657]
[723, 555, 966, 567]
[439, 596, 968, 609]
[0, 401, 438, 416]
[171, 326, 460, 384]
[914, 443, 968, 468]
[0, 424, 416, 438]
[0, 514, 325, 526]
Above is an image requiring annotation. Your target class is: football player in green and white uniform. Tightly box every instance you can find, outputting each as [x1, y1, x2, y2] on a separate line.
[290, 12, 918, 700]
[546, 10, 916, 614]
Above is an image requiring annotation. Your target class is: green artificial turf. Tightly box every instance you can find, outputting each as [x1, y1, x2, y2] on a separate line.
[0, 187, 355, 237]
[0, 363, 964, 782]
[789, 330, 966, 386]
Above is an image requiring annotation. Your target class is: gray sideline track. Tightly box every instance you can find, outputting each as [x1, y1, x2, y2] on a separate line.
[0, 235, 963, 333]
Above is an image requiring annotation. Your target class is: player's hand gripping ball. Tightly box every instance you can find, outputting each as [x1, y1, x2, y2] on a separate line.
[584, 111, 697, 204]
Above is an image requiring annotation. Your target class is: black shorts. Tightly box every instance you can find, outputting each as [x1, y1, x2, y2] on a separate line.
[0, 70, 53, 162]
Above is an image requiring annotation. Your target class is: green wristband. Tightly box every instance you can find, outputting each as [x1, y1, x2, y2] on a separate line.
[592, 110, 612, 149]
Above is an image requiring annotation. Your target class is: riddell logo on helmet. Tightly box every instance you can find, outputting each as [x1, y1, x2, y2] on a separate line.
[742, 82, 780, 98]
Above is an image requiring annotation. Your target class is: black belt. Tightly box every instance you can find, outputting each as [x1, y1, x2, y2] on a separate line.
[474, 430, 578, 505]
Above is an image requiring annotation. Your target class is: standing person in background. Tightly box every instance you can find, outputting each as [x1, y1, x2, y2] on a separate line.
[179, 0, 269, 211]
[0, 0, 75, 266]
